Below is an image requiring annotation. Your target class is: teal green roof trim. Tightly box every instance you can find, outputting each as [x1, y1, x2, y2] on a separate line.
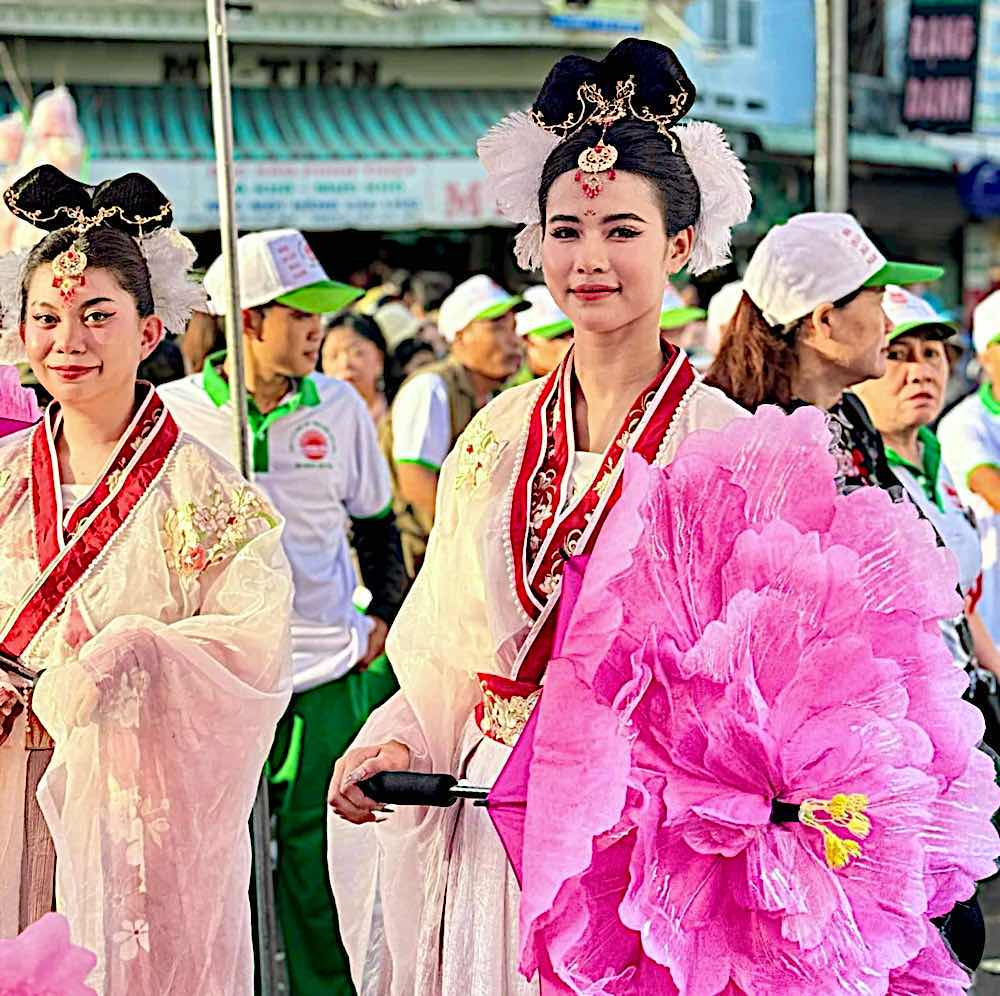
[751, 123, 953, 172]
[0, 83, 533, 162]
[2, 84, 950, 173]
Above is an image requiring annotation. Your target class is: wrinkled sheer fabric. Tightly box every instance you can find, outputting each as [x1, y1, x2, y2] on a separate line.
[516, 405, 1000, 995]
[0, 432, 293, 995]
[326, 377, 747, 995]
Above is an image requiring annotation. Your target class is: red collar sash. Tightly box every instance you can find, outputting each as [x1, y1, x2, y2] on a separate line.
[0, 384, 179, 662]
[507, 347, 695, 685]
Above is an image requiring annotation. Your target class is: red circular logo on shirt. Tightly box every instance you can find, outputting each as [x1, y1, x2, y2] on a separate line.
[299, 428, 329, 461]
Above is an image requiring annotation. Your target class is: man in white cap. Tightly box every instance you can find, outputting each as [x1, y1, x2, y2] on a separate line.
[159, 228, 408, 996]
[940, 289, 1000, 644]
[384, 273, 526, 574]
[507, 283, 574, 386]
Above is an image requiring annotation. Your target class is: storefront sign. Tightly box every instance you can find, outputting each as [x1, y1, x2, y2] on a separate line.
[90, 157, 503, 232]
[902, 0, 981, 133]
[545, 0, 645, 33]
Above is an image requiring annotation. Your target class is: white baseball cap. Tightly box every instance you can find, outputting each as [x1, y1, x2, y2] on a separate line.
[516, 285, 573, 340]
[882, 285, 956, 343]
[974, 290, 1000, 355]
[373, 302, 421, 351]
[204, 229, 363, 316]
[743, 213, 944, 328]
[706, 281, 743, 338]
[659, 285, 706, 331]
[437, 275, 526, 343]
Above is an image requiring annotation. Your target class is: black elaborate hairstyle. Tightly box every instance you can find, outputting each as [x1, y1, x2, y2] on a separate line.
[5, 165, 173, 324]
[533, 39, 700, 234]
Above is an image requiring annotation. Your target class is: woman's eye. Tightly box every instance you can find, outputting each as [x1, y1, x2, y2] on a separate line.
[85, 311, 112, 323]
[31, 314, 58, 327]
[609, 226, 641, 239]
[550, 227, 578, 240]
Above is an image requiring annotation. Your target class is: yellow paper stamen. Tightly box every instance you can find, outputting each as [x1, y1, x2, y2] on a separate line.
[798, 793, 871, 870]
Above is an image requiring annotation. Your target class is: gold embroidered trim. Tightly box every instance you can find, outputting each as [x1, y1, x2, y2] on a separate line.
[479, 683, 541, 747]
[454, 421, 506, 493]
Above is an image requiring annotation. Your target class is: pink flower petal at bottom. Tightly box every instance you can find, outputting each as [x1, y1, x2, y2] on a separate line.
[888, 925, 970, 995]
[513, 406, 999, 995]
[0, 365, 41, 425]
[0, 913, 97, 996]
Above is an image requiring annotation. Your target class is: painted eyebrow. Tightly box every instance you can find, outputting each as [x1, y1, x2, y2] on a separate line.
[79, 297, 115, 308]
[547, 213, 648, 224]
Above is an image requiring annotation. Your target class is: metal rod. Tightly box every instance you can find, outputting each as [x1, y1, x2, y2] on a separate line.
[814, 0, 850, 212]
[205, 3, 280, 994]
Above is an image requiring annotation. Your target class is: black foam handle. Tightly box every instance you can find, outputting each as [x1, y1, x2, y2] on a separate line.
[357, 771, 460, 807]
[770, 800, 800, 824]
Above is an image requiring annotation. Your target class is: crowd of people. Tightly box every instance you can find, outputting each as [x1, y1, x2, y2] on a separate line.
[1, 35, 1000, 996]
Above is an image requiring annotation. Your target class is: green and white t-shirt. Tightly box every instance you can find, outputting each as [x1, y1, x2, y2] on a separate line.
[159, 354, 393, 691]
[390, 372, 454, 472]
[886, 426, 982, 597]
[939, 385, 1000, 642]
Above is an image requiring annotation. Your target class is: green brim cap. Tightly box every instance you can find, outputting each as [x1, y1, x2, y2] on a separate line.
[864, 262, 945, 288]
[276, 280, 365, 315]
[887, 318, 958, 342]
[526, 318, 574, 341]
[474, 295, 528, 322]
[660, 306, 707, 331]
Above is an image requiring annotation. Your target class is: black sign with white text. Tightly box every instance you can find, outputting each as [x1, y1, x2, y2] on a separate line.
[902, 0, 981, 133]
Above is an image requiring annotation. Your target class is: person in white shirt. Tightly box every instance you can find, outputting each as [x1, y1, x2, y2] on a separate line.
[940, 289, 1000, 646]
[854, 286, 1000, 682]
[384, 273, 527, 574]
[158, 228, 408, 996]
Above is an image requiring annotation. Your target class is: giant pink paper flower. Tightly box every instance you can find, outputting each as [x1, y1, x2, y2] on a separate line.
[0, 913, 97, 996]
[515, 406, 998, 995]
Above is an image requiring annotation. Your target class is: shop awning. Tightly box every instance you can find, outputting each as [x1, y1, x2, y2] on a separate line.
[751, 123, 953, 172]
[0, 84, 533, 161]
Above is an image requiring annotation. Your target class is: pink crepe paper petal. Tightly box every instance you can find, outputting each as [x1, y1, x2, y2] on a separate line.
[0, 365, 41, 425]
[888, 924, 970, 995]
[506, 405, 1000, 994]
[0, 913, 98, 995]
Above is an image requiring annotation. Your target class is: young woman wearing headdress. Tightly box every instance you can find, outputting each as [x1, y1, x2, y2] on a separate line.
[0, 165, 293, 994]
[327, 40, 998, 996]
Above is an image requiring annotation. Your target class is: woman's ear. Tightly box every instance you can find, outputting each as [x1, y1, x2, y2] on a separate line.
[803, 301, 836, 345]
[666, 225, 695, 275]
[138, 314, 164, 362]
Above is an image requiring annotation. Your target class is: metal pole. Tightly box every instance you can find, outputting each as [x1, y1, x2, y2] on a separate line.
[205, 3, 280, 994]
[814, 0, 850, 213]
[829, 0, 850, 212]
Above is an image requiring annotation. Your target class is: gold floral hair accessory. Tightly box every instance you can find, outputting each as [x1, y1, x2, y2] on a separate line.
[529, 76, 690, 200]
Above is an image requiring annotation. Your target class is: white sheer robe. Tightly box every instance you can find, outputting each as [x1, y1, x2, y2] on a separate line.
[0, 429, 293, 995]
[328, 374, 746, 995]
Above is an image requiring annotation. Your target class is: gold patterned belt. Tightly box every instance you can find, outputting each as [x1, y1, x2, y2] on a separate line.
[475, 673, 541, 747]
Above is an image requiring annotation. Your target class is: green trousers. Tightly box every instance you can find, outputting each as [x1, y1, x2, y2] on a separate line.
[268, 655, 398, 996]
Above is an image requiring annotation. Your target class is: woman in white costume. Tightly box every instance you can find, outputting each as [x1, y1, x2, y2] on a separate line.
[327, 39, 751, 994]
[0, 165, 293, 994]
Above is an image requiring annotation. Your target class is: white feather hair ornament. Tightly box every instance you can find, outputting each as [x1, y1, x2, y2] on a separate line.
[478, 110, 560, 272]
[136, 227, 207, 333]
[476, 110, 561, 226]
[675, 120, 753, 275]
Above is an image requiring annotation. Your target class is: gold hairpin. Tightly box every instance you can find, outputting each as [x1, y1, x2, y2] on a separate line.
[3, 188, 172, 304]
[531, 75, 691, 199]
